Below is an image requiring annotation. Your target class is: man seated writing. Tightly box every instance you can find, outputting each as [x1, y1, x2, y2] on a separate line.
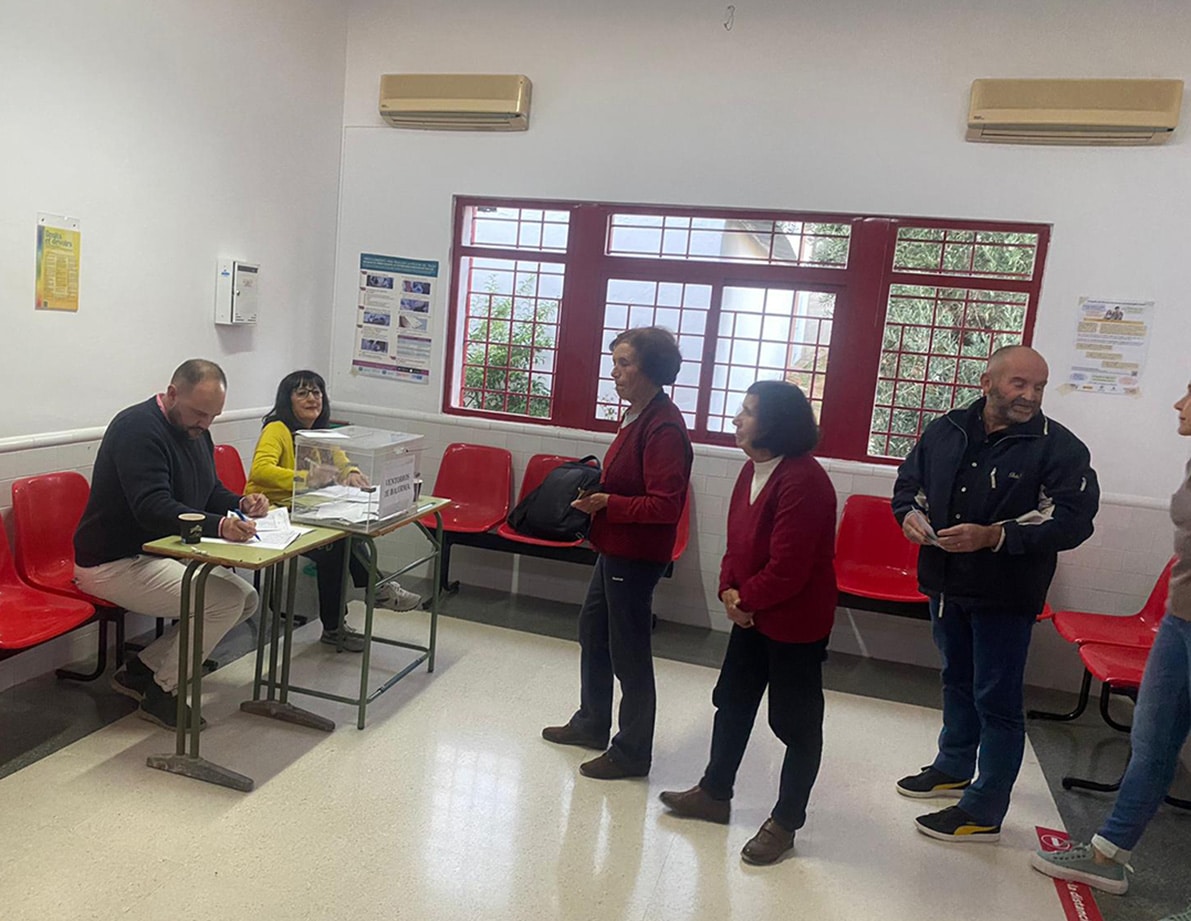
[74, 359, 267, 730]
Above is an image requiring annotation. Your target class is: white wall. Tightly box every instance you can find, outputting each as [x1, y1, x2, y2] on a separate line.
[325, 0, 1190, 688]
[2, 0, 1187, 693]
[333, 0, 1191, 502]
[0, 0, 349, 436]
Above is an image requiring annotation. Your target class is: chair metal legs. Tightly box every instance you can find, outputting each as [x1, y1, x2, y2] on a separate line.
[1059, 680, 1191, 810]
[55, 618, 110, 682]
[1028, 669, 1092, 721]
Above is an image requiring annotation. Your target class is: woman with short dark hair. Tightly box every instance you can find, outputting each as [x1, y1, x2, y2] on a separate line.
[542, 327, 692, 780]
[245, 370, 421, 652]
[660, 380, 837, 866]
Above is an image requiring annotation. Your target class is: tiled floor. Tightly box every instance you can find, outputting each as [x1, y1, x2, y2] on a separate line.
[1, 581, 1189, 921]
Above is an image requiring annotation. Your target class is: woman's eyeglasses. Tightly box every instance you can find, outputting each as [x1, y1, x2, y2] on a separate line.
[294, 387, 323, 399]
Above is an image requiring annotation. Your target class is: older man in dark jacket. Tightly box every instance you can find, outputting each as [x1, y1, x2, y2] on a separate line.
[891, 345, 1099, 843]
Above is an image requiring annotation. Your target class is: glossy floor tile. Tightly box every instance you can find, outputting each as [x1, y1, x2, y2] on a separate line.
[1, 609, 1084, 921]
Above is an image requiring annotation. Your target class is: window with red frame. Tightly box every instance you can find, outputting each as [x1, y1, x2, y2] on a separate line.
[445, 199, 1048, 463]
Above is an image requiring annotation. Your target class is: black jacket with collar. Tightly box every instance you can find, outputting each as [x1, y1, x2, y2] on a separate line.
[891, 399, 1099, 615]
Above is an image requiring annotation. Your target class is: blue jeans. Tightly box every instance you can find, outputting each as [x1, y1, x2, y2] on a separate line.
[929, 596, 1036, 826]
[1095, 613, 1191, 860]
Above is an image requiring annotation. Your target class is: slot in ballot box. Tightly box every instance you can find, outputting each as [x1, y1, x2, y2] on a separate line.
[291, 425, 424, 534]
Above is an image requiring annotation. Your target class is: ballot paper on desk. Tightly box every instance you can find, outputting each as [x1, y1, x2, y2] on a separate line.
[203, 507, 311, 550]
[295, 485, 382, 525]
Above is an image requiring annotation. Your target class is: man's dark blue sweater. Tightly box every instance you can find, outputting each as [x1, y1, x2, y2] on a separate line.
[74, 397, 242, 567]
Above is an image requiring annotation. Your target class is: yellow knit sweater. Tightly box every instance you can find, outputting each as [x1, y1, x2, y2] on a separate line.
[245, 421, 355, 507]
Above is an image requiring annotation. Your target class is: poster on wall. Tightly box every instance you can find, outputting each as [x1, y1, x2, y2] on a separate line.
[1066, 297, 1154, 396]
[35, 213, 81, 312]
[352, 253, 438, 383]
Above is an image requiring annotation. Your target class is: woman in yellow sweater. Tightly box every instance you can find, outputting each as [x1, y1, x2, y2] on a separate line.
[246, 370, 421, 652]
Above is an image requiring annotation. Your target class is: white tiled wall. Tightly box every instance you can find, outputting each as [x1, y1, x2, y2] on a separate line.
[335, 404, 1175, 694]
[0, 404, 1176, 696]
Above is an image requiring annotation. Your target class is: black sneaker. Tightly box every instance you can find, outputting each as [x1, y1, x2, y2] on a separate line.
[110, 656, 155, 702]
[914, 805, 1000, 843]
[896, 765, 972, 799]
[137, 682, 207, 732]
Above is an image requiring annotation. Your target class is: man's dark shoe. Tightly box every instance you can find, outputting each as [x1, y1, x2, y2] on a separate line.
[579, 751, 649, 780]
[896, 765, 972, 799]
[740, 818, 795, 865]
[137, 682, 207, 732]
[914, 805, 1000, 843]
[541, 723, 608, 750]
[659, 785, 731, 824]
[111, 656, 155, 702]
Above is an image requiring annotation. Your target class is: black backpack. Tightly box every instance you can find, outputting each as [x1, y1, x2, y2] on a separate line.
[506, 456, 602, 541]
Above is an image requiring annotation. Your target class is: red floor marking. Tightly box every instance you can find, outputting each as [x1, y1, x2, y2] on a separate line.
[1035, 826, 1106, 921]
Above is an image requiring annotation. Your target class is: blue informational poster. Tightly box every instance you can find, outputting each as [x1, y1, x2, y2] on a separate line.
[353, 253, 438, 383]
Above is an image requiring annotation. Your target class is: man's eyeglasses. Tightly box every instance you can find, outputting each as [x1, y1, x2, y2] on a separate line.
[294, 387, 323, 399]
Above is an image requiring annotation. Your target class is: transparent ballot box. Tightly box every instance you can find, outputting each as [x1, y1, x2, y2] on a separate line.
[291, 425, 424, 534]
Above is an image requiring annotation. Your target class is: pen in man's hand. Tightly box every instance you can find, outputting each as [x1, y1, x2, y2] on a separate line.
[233, 508, 261, 541]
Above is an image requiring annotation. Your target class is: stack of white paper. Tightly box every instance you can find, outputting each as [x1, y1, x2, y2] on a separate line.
[297, 486, 382, 524]
[207, 507, 312, 550]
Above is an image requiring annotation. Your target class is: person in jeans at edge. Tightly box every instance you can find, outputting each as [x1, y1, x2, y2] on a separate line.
[659, 380, 837, 865]
[74, 359, 265, 731]
[541, 326, 693, 780]
[892, 345, 1099, 842]
[1031, 379, 1191, 921]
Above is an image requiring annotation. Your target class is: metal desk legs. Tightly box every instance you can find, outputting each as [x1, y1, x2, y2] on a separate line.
[241, 555, 335, 732]
[146, 561, 254, 792]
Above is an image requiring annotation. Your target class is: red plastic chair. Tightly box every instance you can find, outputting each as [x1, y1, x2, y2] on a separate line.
[834, 495, 927, 604]
[0, 511, 95, 654]
[1030, 559, 1173, 724]
[671, 491, 692, 563]
[214, 444, 248, 494]
[495, 454, 590, 548]
[417, 443, 514, 592]
[11, 472, 126, 680]
[1057, 641, 1191, 810]
[1052, 557, 1175, 647]
[417, 443, 513, 533]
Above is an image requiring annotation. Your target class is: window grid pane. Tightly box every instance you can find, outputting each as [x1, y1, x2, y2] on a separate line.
[594, 280, 712, 427]
[607, 215, 850, 268]
[457, 257, 563, 419]
[867, 285, 1030, 458]
[707, 287, 836, 433]
[466, 206, 570, 253]
[892, 227, 1039, 280]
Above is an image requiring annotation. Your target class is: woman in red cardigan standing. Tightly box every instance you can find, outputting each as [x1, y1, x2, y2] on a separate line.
[660, 380, 837, 865]
[542, 327, 693, 781]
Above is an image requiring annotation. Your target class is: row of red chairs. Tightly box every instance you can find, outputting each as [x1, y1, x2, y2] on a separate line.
[1, 472, 118, 679]
[412, 444, 691, 592]
[1028, 557, 1190, 806]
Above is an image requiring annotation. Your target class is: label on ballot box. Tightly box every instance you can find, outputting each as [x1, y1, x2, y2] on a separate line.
[379, 453, 417, 518]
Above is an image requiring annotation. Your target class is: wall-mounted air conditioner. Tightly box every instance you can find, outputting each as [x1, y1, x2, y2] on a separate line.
[379, 74, 532, 131]
[967, 78, 1183, 146]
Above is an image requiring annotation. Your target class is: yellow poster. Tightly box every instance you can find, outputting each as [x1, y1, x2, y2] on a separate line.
[35, 215, 81, 312]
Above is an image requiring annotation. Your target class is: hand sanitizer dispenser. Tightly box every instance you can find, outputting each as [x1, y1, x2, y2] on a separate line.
[215, 259, 259, 325]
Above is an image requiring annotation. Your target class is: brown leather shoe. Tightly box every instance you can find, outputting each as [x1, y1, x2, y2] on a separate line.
[579, 751, 649, 780]
[541, 723, 608, 750]
[659, 785, 730, 824]
[740, 818, 795, 865]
